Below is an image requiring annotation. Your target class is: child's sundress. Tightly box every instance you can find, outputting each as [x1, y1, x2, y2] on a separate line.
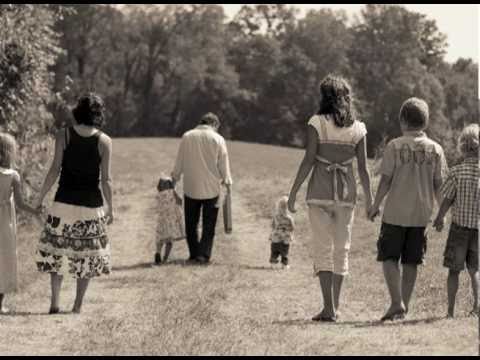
[156, 189, 186, 246]
[0, 168, 18, 293]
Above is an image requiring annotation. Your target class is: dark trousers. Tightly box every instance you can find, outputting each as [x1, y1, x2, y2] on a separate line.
[184, 195, 219, 260]
[270, 243, 290, 265]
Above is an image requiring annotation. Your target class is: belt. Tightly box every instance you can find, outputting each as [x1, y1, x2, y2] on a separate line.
[316, 156, 353, 202]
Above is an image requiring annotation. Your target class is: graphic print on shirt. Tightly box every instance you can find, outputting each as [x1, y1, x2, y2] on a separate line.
[398, 143, 438, 166]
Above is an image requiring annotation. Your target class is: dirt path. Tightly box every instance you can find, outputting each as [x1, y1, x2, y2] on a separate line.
[0, 137, 476, 355]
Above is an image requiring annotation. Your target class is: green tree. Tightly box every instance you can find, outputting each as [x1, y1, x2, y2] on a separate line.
[349, 4, 450, 156]
[0, 4, 63, 198]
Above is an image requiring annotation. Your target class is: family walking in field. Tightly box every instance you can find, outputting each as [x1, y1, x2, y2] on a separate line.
[0, 75, 477, 324]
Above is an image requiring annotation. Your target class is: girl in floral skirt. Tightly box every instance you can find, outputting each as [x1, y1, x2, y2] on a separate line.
[36, 93, 114, 314]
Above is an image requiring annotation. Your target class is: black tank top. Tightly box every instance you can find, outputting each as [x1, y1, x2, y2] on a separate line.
[55, 127, 103, 208]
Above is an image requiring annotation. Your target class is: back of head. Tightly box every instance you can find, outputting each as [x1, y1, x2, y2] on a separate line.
[399, 98, 429, 130]
[275, 196, 289, 217]
[0, 133, 17, 168]
[72, 92, 106, 128]
[458, 123, 479, 157]
[200, 112, 220, 129]
[318, 75, 356, 128]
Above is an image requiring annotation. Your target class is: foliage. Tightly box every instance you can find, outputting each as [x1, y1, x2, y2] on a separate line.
[2, 4, 477, 171]
[0, 4, 64, 202]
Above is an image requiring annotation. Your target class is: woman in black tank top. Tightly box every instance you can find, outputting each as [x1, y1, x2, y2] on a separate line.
[35, 93, 114, 315]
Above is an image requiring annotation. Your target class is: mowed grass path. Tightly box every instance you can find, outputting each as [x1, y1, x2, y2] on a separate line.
[0, 138, 477, 355]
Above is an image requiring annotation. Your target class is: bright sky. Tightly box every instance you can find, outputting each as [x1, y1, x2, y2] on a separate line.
[221, 4, 478, 63]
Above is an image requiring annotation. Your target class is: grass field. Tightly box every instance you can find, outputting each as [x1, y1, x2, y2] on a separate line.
[0, 138, 477, 355]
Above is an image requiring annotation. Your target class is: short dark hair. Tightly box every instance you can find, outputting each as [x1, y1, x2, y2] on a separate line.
[200, 113, 220, 128]
[72, 93, 106, 128]
[399, 98, 429, 130]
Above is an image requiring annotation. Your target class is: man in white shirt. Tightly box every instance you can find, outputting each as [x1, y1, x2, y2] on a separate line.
[172, 113, 233, 264]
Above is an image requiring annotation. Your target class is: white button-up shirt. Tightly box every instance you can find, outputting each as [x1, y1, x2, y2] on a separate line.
[172, 125, 233, 200]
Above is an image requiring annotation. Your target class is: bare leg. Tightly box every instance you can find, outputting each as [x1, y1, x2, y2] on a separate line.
[382, 260, 405, 320]
[447, 270, 460, 318]
[155, 242, 163, 264]
[0, 293, 7, 314]
[333, 274, 344, 311]
[316, 271, 335, 319]
[467, 269, 479, 315]
[401, 264, 418, 314]
[72, 278, 90, 314]
[50, 273, 63, 313]
[163, 242, 173, 262]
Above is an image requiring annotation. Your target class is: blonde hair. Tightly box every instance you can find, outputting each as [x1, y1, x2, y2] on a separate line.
[0, 133, 17, 168]
[458, 123, 479, 156]
[275, 196, 289, 217]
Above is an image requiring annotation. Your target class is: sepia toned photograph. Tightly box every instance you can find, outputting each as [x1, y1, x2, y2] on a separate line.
[0, 3, 478, 356]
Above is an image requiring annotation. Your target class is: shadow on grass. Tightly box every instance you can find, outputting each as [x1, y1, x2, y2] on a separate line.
[272, 316, 447, 328]
[349, 316, 447, 328]
[112, 262, 154, 271]
[236, 264, 276, 271]
[1, 311, 71, 317]
[112, 259, 207, 271]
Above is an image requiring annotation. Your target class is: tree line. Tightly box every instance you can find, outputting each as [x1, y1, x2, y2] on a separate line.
[0, 4, 478, 174]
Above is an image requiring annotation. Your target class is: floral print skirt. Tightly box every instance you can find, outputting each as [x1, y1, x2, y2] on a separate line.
[36, 202, 111, 279]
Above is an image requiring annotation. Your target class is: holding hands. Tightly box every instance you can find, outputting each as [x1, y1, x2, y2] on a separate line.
[433, 216, 444, 232]
[287, 193, 297, 213]
[367, 203, 380, 222]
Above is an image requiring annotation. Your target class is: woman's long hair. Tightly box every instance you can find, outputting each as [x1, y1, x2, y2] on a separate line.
[317, 75, 356, 128]
[0, 133, 17, 168]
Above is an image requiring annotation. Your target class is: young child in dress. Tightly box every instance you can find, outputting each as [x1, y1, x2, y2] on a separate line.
[0, 133, 41, 313]
[269, 196, 295, 269]
[154, 176, 186, 265]
[433, 124, 479, 318]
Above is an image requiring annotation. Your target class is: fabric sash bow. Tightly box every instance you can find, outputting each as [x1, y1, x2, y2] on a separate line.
[316, 156, 353, 202]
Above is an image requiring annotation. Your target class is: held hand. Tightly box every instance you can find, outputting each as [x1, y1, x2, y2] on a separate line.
[105, 209, 114, 225]
[364, 201, 373, 221]
[433, 217, 444, 232]
[287, 194, 297, 213]
[35, 197, 44, 210]
[368, 205, 380, 222]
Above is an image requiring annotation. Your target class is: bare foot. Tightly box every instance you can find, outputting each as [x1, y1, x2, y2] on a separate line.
[49, 307, 60, 315]
[381, 306, 406, 321]
[312, 308, 336, 322]
[0, 306, 10, 315]
[468, 308, 479, 317]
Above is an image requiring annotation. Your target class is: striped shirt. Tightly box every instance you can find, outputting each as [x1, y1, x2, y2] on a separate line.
[440, 157, 479, 229]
